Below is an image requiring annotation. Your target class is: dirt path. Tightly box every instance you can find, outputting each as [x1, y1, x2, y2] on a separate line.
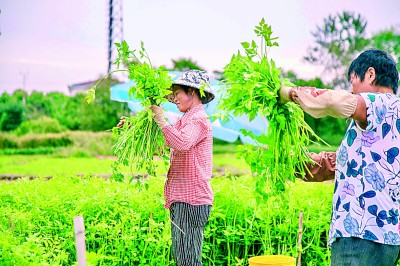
[0, 168, 249, 181]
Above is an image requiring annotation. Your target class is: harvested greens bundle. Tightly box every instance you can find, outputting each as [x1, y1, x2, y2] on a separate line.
[219, 19, 324, 197]
[86, 41, 172, 181]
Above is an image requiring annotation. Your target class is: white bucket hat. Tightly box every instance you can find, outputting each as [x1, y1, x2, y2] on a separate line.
[168, 70, 215, 104]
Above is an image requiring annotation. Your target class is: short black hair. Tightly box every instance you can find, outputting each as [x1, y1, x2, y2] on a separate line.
[172, 84, 205, 103]
[347, 49, 399, 94]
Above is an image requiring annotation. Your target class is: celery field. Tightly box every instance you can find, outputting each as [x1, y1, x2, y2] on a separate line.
[0, 146, 335, 266]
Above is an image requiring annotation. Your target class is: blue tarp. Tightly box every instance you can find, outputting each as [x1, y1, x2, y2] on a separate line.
[110, 71, 268, 144]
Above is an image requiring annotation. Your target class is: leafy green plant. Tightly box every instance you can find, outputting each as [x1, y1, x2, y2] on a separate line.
[0, 147, 60, 155]
[15, 116, 66, 136]
[85, 41, 173, 180]
[0, 100, 25, 131]
[219, 18, 324, 197]
[0, 174, 333, 265]
[304, 11, 369, 90]
[18, 133, 72, 148]
[0, 133, 18, 149]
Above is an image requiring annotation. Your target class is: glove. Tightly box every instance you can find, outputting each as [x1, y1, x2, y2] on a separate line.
[278, 86, 293, 104]
[150, 105, 168, 129]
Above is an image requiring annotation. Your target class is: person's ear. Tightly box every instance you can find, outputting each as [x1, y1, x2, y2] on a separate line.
[366, 67, 376, 85]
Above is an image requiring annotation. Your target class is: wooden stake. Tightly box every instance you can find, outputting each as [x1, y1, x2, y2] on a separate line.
[297, 212, 304, 266]
[74, 216, 87, 266]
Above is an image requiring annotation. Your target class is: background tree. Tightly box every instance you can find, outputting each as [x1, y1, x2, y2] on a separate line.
[0, 77, 129, 133]
[77, 78, 129, 131]
[300, 11, 400, 144]
[170, 57, 205, 72]
[47, 92, 82, 130]
[370, 26, 400, 72]
[304, 11, 369, 90]
[25, 91, 52, 120]
[0, 92, 25, 131]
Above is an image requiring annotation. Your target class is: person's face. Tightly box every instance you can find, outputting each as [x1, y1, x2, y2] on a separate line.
[349, 72, 371, 94]
[349, 67, 375, 94]
[172, 87, 194, 112]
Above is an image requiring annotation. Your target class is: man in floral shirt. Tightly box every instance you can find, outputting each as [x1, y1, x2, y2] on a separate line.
[280, 49, 400, 265]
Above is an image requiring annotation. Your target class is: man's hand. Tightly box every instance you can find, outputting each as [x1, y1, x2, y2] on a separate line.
[303, 152, 336, 182]
[150, 105, 168, 129]
[117, 116, 128, 128]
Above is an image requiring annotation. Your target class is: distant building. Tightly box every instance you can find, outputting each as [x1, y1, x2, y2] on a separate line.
[67, 80, 98, 96]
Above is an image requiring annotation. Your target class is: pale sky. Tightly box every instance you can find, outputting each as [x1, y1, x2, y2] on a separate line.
[0, 0, 399, 95]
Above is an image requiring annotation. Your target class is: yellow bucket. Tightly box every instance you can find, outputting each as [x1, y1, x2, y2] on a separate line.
[248, 255, 296, 266]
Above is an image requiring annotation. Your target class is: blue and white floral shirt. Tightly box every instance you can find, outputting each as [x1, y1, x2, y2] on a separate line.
[329, 93, 400, 246]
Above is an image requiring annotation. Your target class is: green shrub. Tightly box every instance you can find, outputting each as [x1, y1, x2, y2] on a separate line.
[19, 133, 73, 148]
[0, 133, 18, 149]
[56, 131, 115, 157]
[0, 131, 114, 157]
[15, 116, 65, 136]
[0, 132, 73, 152]
[0, 101, 25, 131]
[0, 147, 59, 155]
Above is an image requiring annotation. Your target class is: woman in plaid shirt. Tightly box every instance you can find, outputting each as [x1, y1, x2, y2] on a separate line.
[150, 70, 215, 266]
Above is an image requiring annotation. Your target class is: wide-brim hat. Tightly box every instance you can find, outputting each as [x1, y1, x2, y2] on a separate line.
[167, 70, 215, 104]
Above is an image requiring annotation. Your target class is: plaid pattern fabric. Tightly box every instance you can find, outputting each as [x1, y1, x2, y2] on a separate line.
[162, 104, 213, 209]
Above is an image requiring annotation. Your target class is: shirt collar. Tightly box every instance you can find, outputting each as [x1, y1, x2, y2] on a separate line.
[181, 104, 204, 120]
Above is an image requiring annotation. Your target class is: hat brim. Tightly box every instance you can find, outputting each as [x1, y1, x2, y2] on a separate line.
[166, 81, 215, 104]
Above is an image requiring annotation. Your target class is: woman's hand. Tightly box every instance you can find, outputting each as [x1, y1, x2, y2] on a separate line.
[117, 116, 128, 128]
[150, 105, 168, 129]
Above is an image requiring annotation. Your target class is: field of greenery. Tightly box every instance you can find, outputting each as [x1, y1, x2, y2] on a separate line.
[0, 71, 341, 265]
[1, 10, 399, 265]
[0, 130, 337, 266]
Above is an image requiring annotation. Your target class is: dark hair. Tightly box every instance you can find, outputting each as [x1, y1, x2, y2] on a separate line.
[172, 84, 205, 103]
[347, 49, 399, 94]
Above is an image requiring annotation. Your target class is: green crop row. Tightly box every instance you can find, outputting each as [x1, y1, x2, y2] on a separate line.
[0, 174, 333, 265]
[0, 132, 72, 150]
[0, 131, 117, 157]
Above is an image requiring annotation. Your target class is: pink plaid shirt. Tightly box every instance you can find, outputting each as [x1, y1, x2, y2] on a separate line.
[161, 104, 213, 209]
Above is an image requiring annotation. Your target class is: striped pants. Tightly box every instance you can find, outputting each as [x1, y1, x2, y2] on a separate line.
[170, 202, 211, 266]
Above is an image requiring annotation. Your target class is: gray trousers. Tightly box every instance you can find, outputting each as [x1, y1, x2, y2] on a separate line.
[331, 237, 400, 266]
[170, 202, 211, 266]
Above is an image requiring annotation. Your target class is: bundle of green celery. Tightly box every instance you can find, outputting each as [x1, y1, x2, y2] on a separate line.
[86, 41, 172, 181]
[218, 18, 325, 197]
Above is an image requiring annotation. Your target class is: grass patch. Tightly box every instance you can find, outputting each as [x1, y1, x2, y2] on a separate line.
[0, 155, 116, 176]
[0, 174, 333, 265]
[0, 152, 248, 178]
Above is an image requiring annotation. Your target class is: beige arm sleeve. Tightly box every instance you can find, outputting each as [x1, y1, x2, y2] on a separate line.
[289, 86, 357, 118]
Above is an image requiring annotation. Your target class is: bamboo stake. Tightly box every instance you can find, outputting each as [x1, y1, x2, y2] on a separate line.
[297, 212, 304, 266]
[74, 216, 87, 266]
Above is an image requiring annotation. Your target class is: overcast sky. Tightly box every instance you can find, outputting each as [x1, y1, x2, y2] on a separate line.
[0, 0, 399, 95]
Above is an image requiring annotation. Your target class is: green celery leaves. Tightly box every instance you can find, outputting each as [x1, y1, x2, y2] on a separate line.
[219, 18, 324, 198]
